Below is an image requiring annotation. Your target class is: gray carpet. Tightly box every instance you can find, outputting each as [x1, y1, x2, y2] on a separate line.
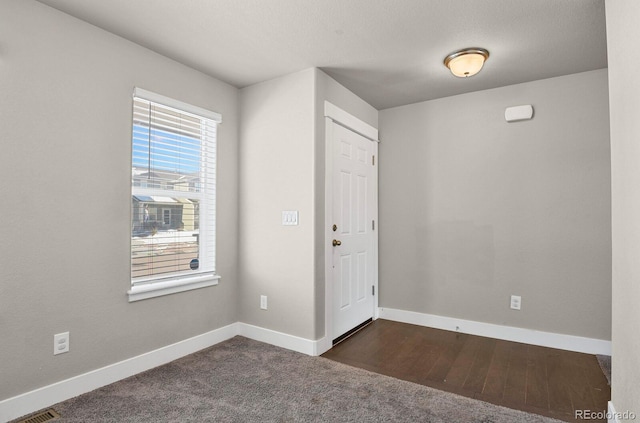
[27, 336, 563, 423]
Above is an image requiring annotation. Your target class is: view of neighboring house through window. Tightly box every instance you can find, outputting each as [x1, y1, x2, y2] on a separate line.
[130, 88, 220, 294]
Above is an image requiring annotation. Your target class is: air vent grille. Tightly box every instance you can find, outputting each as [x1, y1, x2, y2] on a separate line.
[17, 409, 60, 423]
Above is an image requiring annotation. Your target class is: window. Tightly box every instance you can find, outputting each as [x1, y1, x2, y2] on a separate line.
[162, 209, 171, 226]
[129, 88, 221, 301]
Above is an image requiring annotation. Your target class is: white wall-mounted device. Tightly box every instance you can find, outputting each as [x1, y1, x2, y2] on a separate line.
[282, 210, 299, 226]
[54, 332, 69, 355]
[505, 105, 534, 122]
[510, 295, 522, 310]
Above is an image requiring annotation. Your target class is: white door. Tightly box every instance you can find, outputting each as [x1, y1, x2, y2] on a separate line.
[331, 122, 377, 341]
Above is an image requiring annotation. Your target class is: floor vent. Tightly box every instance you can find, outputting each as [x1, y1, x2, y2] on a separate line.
[17, 409, 60, 423]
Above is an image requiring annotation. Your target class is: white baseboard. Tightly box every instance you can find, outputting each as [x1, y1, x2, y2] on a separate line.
[9, 310, 609, 422]
[316, 336, 333, 356]
[379, 308, 611, 355]
[609, 401, 619, 423]
[238, 323, 324, 356]
[0, 321, 325, 422]
[0, 323, 239, 423]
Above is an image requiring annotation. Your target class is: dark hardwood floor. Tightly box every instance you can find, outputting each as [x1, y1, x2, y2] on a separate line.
[321, 319, 610, 423]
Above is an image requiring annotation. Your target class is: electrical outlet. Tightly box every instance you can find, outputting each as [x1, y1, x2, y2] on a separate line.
[510, 295, 522, 310]
[54, 332, 69, 355]
[260, 295, 268, 310]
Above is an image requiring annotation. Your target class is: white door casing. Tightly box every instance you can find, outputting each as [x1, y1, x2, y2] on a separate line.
[323, 101, 379, 349]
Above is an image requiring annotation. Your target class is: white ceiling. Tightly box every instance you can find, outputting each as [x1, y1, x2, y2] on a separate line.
[36, 0, 607, 110]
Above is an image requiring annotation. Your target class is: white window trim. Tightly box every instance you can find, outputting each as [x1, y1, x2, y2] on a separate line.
[129, 87, 221, 302]
[133, 87, 222, 123]
[128, 273, 220, 302]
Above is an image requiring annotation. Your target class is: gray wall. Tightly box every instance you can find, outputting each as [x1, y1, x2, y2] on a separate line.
[378, 69, 611, 340]
[606, 0, 640, 416]
[0, 0, 239, 401]
[238, 69, 378, 341]
[238, 69, 317, 339]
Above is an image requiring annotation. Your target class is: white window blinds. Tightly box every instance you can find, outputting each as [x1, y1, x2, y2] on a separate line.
[131, 89, 219, 288]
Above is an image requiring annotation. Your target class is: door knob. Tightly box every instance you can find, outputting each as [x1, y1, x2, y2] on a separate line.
[332, 239, 342, 246]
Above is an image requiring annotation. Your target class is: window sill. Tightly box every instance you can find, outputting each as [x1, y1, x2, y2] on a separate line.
[128, 273, 220, 302]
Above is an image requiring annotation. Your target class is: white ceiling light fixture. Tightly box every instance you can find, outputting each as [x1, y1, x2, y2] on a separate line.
[444, 48, 490, 78]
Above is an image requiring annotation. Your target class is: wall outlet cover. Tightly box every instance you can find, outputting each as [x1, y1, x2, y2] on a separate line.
[54, 332, 69, 355]
[510, 295, 522, 310]
[260, 295, 268, 310]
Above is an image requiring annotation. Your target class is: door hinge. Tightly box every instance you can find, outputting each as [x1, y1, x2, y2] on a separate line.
[372, 155, 375, 166]
[372, 285, 375, 296]
[372, 220, 375, 230]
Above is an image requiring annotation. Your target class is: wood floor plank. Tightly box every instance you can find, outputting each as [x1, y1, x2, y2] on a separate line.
[404, 342, 443, 383]
[321, 319, 610, 423]
[563, 353, 597, 414]
[425, 332, 468, 383]
[380, 333, 424, 379]
[572, 352, 609, 418]
[502, 342, 528, 405]
[442, 334, 480, 388]
[546, 350, 574, 414]
[462, 336, 496, 393]
[480, 339, 513, 399]
[525, 345, 550, 410]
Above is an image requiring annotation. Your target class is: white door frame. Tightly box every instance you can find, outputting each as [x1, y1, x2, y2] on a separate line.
[322, 101, 379, 354]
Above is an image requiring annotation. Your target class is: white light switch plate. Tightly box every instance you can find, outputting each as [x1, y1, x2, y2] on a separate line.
[282, 210, 298, 226]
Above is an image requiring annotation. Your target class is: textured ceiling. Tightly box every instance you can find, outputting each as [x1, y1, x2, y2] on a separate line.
[36, 0, 607, 110]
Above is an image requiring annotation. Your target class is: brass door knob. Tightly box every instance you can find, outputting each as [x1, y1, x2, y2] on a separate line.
[332, 239, 342, 246]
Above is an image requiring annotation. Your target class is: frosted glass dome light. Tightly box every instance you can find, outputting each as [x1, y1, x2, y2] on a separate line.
[444, 48, 490, 78]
